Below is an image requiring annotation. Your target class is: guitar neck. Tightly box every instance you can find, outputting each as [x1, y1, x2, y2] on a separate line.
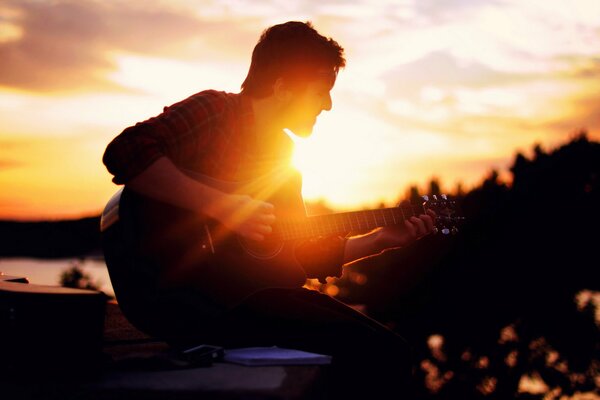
[278, 204, 425, 241]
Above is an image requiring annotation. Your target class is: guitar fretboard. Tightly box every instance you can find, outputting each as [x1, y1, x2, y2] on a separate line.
[277, 204, 425, 241]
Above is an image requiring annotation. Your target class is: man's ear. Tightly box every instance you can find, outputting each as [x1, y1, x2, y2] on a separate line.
[273, 78, 292, 103]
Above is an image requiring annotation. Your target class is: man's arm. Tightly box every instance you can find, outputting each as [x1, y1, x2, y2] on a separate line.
[126, 157, 276, 242]
[343, 211, 436, 265]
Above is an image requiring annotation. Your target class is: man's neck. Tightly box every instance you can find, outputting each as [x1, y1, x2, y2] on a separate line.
[248, 94, 294, 157]
[249, 94, 283, 137]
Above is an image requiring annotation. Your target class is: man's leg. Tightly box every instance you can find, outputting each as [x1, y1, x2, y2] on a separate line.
[199, 287, 415, 399]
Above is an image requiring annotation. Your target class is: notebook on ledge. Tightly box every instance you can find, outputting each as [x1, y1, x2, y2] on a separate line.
[223, 346, 332, 366]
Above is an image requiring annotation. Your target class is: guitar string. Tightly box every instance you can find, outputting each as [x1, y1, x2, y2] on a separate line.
[279, 204, 432, 241]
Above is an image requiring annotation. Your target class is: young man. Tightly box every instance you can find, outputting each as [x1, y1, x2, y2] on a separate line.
[103, 21, 435, 398]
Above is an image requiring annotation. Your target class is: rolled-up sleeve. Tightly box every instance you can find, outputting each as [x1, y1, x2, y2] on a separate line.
[102, 91, 225, 184]
[103, 123, 167, 184]
[295, 235, 347, 283]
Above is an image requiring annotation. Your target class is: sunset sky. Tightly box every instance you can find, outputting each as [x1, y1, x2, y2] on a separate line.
[1, 0, 599, 220]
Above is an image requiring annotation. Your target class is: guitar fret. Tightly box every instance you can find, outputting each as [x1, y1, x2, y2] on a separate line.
[384, 209, 392, 226]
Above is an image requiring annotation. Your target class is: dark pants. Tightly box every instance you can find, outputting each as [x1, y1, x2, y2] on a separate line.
[156, 287, 415, 399]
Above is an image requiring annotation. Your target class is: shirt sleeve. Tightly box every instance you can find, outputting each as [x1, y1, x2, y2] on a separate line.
[102, 91, 224, 184]
[295, 235, 348, 283]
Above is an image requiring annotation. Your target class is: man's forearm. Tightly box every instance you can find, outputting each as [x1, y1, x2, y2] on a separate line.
[125, 156, 224, 215]
[343, 212, 436, 265]
[123, 156, 276, 241]
[342, 230, 386, 265]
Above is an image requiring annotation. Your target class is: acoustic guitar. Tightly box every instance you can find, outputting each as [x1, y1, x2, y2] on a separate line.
[100, 170, 462, 309]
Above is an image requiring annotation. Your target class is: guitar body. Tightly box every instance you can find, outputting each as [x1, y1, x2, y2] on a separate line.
[101, 171, 308, 311]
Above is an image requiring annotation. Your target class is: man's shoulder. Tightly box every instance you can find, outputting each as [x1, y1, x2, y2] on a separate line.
[172, 90, 239, 113]
[187, 89, 234, 101]
[164, 89, 240, 119]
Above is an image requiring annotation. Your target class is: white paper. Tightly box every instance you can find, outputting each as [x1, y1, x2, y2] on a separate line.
[223, 346, 332, 366]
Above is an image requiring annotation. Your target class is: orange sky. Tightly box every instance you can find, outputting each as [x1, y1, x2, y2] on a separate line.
[1, 0, 599, 220]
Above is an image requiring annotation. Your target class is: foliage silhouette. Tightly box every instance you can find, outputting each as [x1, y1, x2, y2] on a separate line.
[0, 216, 101, 258]
[336, 132, 600, 398]
[59, 261, 101, 291]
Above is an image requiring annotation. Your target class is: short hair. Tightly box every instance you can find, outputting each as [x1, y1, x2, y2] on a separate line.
[241, 21, 346, 98]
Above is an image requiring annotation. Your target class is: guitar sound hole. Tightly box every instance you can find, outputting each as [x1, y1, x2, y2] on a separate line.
[238, 235, 284, 259]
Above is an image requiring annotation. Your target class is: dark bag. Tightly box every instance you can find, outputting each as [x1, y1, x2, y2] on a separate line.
[0, 280, 107, 376]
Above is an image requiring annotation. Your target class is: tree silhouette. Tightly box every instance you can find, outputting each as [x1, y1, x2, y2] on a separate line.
[60, 260, 101, 291]
[336, 132, 600, 398]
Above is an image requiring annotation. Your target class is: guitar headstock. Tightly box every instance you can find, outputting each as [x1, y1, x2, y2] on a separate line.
[422, 194, 464, 235]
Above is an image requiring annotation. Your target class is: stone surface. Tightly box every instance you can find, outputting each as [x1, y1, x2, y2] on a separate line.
[2, 299, 327, 400]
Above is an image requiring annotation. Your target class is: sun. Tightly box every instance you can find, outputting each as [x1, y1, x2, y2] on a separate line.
[286, 117, 394, 210]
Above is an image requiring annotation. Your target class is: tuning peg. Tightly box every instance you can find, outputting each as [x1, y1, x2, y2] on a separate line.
[433, 195, 438, 201]
[422, 195, 429, 202]
[433, 227, 439, 235]
[441, 194, 448, 200]
[441, 227, 450, 235]
[451, 226, 459, 235]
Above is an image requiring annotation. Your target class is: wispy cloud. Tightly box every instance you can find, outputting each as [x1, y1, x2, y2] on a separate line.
[0, 0, 258, 93]
[0, 160, 22, 170]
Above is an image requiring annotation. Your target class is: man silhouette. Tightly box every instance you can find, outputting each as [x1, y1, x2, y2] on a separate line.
[103, 21, 435, 398]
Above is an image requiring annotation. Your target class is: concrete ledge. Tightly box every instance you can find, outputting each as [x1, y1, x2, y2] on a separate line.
[2, 300, 327, 400]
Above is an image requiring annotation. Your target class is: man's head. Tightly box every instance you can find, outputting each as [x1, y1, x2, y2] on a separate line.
[242, 21, 345, 137]
[241, 21, 345, 98]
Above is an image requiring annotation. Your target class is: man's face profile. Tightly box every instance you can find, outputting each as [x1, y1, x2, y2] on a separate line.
[281, 75, 335, 138]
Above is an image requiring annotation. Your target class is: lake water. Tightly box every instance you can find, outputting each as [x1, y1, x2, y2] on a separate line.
[0, 257, 114, 297]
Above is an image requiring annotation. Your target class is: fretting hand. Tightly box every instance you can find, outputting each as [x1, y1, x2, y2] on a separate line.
[376, 208, 437, 250]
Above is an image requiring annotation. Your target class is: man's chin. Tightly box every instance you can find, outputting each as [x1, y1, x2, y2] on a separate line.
[287, 121, 315, 138]
[292, 128, 313, 138]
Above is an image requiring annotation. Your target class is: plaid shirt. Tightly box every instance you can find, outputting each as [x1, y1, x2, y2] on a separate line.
[103, 90, 345, 283]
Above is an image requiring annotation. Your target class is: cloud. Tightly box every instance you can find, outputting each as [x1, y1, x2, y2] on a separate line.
[0, 0, 258, 93]
[0, 138, 24, 170]
[382, 51, 529, 98]
[0, 159, 22, 170]
[561, 56, 600, 80]
[412, 0, 503, 23]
